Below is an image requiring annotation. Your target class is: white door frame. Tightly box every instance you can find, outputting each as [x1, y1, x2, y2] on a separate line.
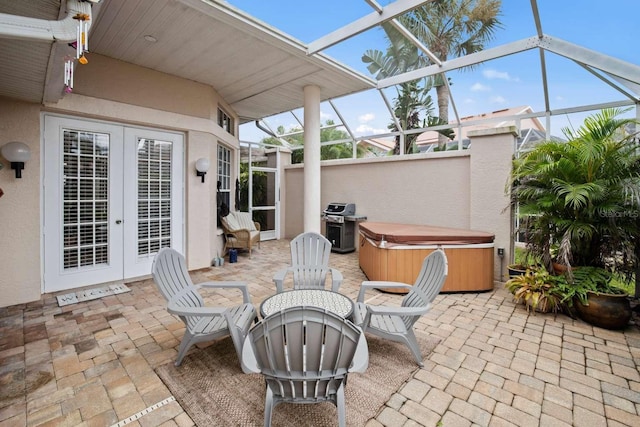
[248, 144, 280, 240]
[42, 114, 184, 292]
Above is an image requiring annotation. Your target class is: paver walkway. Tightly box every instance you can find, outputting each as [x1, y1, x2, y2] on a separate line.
[1, 239, 639, 426]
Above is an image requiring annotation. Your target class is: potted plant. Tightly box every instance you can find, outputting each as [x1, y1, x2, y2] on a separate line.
[505, 267, 562, 314]
[554, 267, 632, 329]
[508, 108, 640, 328]
[508, 263, 528, 277]
[508, 248, 542, 277]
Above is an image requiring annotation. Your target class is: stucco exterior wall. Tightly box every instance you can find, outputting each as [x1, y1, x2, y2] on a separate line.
[283, 139, 515, 283]
[72, 54, 217, 120]
[187, 131, 216, 269]
[0, 99, 43, 305]
[0, 56, 238, 307]
[284, 152, 472, 238]
[468, 126, 517, 282]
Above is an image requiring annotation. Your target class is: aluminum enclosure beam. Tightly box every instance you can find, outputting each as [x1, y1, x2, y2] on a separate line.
[542, 36, 640, 96]
[307, 0, 431, 55]
[579, 64, 638, 102]
[377, 36, 542, 88]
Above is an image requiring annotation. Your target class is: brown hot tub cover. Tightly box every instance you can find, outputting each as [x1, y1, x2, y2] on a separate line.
[359, 222, 494, 245]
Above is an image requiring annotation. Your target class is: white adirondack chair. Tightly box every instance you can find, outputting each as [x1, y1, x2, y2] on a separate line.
[241, 306, 368, 427]
[151, 248, 256, 366]
[272, 232, 343, 293]
[352, 249, 448, 366]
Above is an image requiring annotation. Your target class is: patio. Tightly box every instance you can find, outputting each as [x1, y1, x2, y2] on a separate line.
[1, 239, 640, 426]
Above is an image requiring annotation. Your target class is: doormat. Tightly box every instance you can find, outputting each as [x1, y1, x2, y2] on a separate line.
[56, 284, 131, 307]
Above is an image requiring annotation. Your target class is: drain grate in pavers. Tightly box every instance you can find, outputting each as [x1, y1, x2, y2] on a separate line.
[110, 396, 176, 427]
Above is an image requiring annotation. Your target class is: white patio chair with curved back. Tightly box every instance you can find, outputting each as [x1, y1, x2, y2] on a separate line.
[241, 306, 368, 427]
[272, 231, 343, 293]
[352, 249, 448, 367]
[151, 248, 256, 366]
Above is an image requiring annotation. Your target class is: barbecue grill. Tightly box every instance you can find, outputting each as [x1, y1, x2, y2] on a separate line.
[322, 203, 366, 253]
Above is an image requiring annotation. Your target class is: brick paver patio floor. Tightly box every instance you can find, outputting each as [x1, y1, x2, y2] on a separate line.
[1, 239, 639, 426]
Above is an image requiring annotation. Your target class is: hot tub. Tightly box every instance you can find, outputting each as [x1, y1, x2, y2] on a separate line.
[358, 222, 495, 293]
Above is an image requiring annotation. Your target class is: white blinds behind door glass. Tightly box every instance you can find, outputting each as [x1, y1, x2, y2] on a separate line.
[63, 130, 110, 269]
[137, 138, 172, 256]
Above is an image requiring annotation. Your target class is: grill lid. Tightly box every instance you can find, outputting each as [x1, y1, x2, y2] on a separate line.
[323, 203, 356, 216]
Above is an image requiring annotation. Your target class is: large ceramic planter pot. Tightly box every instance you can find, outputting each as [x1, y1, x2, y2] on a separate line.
[574, 291, 632, 330]
[508, 264, 527, 277]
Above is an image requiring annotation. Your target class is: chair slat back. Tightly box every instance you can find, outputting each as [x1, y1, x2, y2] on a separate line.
[289, 232, 332, 290]
[247, 307, 361, 402]
[152, 248, 204, 310]
[401, 249, 448, 327]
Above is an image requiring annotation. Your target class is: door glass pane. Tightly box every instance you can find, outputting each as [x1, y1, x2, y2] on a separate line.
[253, 210, 275, 234]
[62, 129, 109, 269]
[251, 170, 276, 206]
[137, 138, 172, 256]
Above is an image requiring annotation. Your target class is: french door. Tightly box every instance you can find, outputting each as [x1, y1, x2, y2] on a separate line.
[43, 116, 184, 292]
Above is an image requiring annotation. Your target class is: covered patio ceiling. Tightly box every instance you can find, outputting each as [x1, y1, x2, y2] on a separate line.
[0, 0, 638, 138]
[0, 0, 377, 122]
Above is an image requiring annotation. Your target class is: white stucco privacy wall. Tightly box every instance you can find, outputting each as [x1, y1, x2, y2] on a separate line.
[468, 126, 517, 282]
[283, 132, 515, 283]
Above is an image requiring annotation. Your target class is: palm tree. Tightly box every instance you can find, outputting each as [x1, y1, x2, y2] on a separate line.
[259, 120, 369, 163]
[509, 108, 640, 294]
[397, 0, 502, 149]
[363, 25, 447, 154]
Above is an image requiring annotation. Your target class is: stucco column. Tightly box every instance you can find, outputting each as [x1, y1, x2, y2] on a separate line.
[468, 126, 517, 283]
[303, 85, 321, 233]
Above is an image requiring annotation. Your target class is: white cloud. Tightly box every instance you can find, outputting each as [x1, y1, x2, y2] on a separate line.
[483, 69, 519, 82]
[354, 124, 387, 136]
[463, 98, 476, 104]
[555, 95, 565, 102]
[471, 83, 490, 92]
[489, 95, 507, 104]
[358, 113, 376, 123]
[320, 111, 334, 121]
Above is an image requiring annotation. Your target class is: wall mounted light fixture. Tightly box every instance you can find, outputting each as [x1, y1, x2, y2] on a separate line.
[1, 142, 31, 178]
[195, 158, 210, 183]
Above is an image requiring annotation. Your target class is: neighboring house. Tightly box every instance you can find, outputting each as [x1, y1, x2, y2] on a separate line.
[358, 106, 552, 155]
[416, 106, 550, 152]
[357, 137, 395, 156]
[0, 0, 374, 307]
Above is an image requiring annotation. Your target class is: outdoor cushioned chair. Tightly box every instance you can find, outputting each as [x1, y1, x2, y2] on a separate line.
[273, 231, 343, 293]
[352, 249, 448, 367]
[220, 210, 261, 257]
[241, 306, 368, 427]
[151, 248, 256, 366]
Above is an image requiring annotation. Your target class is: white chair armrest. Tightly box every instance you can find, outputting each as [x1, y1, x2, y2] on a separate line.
[366, 304, 430, 317]
[272, 267, 293, 293]
[196, 281, 252, 303]
[167, 301, 227, 317]
[357, 281, 413, 302]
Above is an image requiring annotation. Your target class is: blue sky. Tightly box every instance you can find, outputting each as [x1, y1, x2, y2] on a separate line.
[227, 0, 639, 142]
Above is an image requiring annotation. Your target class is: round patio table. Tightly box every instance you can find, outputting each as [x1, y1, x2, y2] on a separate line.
[260, 289, 354, 319]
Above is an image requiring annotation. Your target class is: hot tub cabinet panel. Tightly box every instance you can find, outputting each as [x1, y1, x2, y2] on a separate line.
[358, 222, 495, 293]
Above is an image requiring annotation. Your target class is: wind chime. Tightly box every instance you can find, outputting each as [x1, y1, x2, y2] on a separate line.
[64, 11, 90, 93]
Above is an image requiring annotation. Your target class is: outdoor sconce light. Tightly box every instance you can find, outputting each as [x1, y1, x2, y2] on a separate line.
[1, 141, 31, 179]
[195, 158, 210, 183]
